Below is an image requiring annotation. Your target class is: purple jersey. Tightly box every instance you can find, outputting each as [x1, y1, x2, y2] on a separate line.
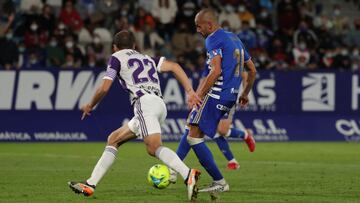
[103, 49, 165, 103]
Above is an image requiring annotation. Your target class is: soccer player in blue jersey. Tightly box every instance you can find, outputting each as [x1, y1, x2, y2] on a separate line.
[175, 9, 257, 192]
[200, 66, 256, 170]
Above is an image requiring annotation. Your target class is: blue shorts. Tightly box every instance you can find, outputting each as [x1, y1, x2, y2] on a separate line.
[187, 95, 235, 138]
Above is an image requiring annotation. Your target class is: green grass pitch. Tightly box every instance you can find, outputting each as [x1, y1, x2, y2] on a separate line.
[0, 142, 359, 203]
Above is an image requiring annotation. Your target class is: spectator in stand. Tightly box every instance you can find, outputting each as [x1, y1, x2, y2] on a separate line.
[175, 0, 198, 33]
[351, 47, 360, 71]
[85, 35, 106, 67]
[19, 0, 43, 14]
[320, 48, 336, 69]
[62, 53, 80, 68]
[24, 20, 49, 48]
[330, 4, 349, 36]
[277, 0, 300, 30]
[254, 49, 274, 70]
[0, 1, 15, 38]
[171, 21, 194, 57]
[151, 0, 178, 41]
[63, 35, 84, 67]
[53, 22, 72, 45]
[237, 21, 257, 50]
[97, 0, 119, 29]
[39, 4, 56, 36]
[256, 22, 273, 51]
[293, 21, 318, 50]
[137, 24, 164, 56]
[291, 40, 317, 69]
[0, 31, 18, 69]
[237, 4, 256, 28]
[344, 19, 360, 48]
[219, 4, 241, 32]
[333, 46, 352, 70]
[24, 48, 43, 69]
[200, 0, 222, 11]
[271, 38, 290, 70]
[134, 6, 156, 31]
[256, 7, 273, 29]
[45, 36, 65, 67]
[59, 0, 83, 32]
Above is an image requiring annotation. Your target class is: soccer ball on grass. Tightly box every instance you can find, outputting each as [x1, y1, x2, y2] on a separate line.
[147, 164, 170, 189]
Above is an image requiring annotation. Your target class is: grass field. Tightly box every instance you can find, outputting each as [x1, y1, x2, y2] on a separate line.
[0, 142, 359, 203]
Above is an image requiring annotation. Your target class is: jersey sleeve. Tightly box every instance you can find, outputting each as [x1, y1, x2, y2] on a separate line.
[103, 56, 121, 80]
[151, 56, 166, 72]
[206, 35, 223, 60]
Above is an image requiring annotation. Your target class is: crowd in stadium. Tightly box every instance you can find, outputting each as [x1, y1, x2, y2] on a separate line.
[0, 0, 360, 72]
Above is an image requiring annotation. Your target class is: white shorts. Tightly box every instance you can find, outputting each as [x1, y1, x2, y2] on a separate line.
[127, 94, 167, 139]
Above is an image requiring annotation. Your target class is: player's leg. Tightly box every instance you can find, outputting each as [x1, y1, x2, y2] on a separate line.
[215, 119, 240, 170]
[187, 124, 229, 192]
[139, 95, 201, 200]
[176, 128, 191, 160]
[68, 124, 137, 196]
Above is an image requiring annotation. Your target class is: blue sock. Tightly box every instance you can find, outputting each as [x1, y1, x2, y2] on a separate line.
[176, 129, 191, 160]
[228, 128, 246, 139]
[214, 136, 234, 161]
[191, 142, 223, 181]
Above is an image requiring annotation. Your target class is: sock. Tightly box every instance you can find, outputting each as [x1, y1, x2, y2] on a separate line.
[214, 178, 226, 185]
[214, 136, 234, 161]
[176, 129, 191, 160]
[87, 146, 118, 186]
[227, 128, 246, 139]
[188, 137, 223, 181]
[155, 146, 190, 180]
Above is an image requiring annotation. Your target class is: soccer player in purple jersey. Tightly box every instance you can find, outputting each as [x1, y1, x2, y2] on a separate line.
[68, 30, 202, 201]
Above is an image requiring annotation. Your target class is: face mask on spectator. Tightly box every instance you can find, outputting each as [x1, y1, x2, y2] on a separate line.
[195, 46, 203, 53]
[30, 58, 38, 64]
[353, 49, 359, 57]
[31, 23, 38, 31]
[105, 0, 112, 7]
[259, 55, 267, 62]
[260, 11, 268, 18]
[67, 61, 73, 67]
[50, 40, 57, 47]
[184, 10, 194, 17]
[299, 43, 306, 50]
[94, 37, 101, 44]
[238, 6, 246, 13]
[19, 46, 25, 53]
[334, 9, 340, 16]
[59, 23, 65, 30]
[89, 62, 95, 67]
[223, 26, 230, 31]
[6, 32, 13, 40]
[225, 5, 233, 13]
[66, 41, 74, 49]
[341, 49, 348, 56]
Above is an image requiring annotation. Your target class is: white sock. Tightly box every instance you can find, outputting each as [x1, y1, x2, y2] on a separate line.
[228, 158, 238, 163]
[87, 146, 118, 186]
[214, 178, 226, 185]
[155, 146, 190, 180]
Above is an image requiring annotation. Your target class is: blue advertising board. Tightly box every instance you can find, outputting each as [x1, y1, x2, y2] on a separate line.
[0, 69, 359, 142]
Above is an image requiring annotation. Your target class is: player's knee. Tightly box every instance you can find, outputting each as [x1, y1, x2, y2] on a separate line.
[187, 135, 204, 146]
[146, 143, 161, 157]
[217, 125, 228, 136]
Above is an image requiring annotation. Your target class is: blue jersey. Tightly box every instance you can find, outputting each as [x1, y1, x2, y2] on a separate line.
[204, 28, 251, 102]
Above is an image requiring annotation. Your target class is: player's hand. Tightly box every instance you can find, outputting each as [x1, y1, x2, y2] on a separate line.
[81, 104, 92, 120]
[239, 94, 249, 108]
[187, 90, 202, 109]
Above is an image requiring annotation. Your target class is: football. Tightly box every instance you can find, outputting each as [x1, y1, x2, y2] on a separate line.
[147, 164, 170, 189]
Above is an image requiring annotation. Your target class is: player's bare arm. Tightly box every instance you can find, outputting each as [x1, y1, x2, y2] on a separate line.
[239, 59, 256, 107]
[81, 79, 113, 120]
[197, 55, 222, 99]
[160, 60, 202, 108]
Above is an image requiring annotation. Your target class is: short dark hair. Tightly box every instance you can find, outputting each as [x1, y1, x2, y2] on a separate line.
[113, 30, 136, 50]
